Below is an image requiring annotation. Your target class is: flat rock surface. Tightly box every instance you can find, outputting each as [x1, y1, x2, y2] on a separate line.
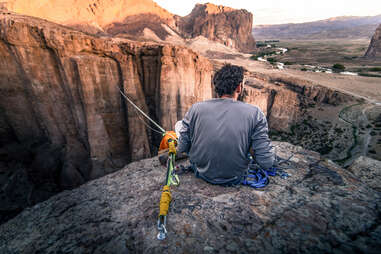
[1, 142, 381, 253]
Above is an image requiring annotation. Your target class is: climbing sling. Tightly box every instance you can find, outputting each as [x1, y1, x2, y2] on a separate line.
[118, 88, 179, 240]
[157, 135, 179, 240]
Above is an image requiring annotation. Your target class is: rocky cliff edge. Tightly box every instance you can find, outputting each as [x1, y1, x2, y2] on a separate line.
[1, 142, 380, 253]
[365, 24, 381, 58]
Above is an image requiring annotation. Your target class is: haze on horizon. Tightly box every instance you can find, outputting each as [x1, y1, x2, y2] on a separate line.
[155, 0, 381, 25]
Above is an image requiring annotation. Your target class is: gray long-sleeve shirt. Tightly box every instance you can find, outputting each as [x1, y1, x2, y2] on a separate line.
[177, 98, 274, 182]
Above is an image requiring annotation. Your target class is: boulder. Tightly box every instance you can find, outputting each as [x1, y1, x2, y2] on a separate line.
[178, 3, 256, 53]
[349, 156, 381, 192]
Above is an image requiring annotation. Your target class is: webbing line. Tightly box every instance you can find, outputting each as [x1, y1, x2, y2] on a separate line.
[118, 88, 166, 134]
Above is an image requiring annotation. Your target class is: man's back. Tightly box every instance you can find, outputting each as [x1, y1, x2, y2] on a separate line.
[177, 98, 274, 183]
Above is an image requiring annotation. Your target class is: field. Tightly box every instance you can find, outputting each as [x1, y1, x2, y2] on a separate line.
[267, 39, 381, 73]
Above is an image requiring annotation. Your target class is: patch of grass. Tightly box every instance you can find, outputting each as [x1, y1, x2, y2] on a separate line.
[250, 51, 277, 61]
[301, 68, 307, 71]
[250, 55, 258, 60]
[359, 73, 381, 78]
[343, 56, 358, 60]
[369, 67, 381, 72]
[284, 61, 294, 65]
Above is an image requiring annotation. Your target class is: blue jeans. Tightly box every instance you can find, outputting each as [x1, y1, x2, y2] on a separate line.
[190, 162, 242, 187]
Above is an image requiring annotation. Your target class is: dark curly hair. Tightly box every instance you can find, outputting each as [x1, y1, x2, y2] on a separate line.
[213, 64, 244, 97]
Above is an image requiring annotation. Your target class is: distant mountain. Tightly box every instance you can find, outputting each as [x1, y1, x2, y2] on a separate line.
[253, 15, 381, 40]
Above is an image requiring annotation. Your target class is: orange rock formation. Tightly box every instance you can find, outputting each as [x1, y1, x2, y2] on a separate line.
[5, 0, 174, 27]
[3, 0, 256, 52]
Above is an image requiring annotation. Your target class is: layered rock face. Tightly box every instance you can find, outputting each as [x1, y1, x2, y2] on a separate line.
[178, 3, 256, 53]
[3, 0, 176, 29]
[242, 71, 355, 131]
[2, 0, 178, 37]
[1, 142, 380, 253]
[3, 0, 256, 53]
[0, 12, 212, 221]
[365, 24, 381, 58]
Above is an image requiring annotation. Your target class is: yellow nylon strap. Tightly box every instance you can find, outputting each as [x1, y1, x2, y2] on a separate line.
[168, 140, 176, 155]
[159, 185, 171, 216]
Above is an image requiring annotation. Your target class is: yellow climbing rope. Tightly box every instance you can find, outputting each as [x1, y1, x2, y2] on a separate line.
[157, 138, 179, 240]
[158, 185, 171, 217]
[118, 87, 179, 241]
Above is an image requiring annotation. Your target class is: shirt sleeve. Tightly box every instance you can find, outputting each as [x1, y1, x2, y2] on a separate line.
[251, 110, 275, 170]
[177, 106, 193, 154]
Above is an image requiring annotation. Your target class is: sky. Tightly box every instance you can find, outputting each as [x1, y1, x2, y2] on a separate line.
[154, 0, 381, 25]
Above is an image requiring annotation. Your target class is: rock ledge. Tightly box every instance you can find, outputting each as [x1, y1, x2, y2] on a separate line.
[1, 142, 380, 253]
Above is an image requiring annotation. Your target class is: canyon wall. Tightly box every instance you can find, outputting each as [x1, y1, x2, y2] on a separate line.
[365, 24, 381, 58]
[241, 71, 355, 131]
[0, 12, 212, 221]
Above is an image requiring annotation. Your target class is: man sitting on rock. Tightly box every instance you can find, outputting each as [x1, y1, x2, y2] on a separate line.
[175, 64, 275, 186]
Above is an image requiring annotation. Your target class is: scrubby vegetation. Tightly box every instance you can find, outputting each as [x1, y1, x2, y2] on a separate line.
[359, 73, 381, 78]
[250, 51, 277, 60]
[332, 63, 345, 71]
[369, 67, 381, 72]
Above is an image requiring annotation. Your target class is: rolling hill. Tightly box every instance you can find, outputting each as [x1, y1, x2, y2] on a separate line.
[253, 15, 381, 40]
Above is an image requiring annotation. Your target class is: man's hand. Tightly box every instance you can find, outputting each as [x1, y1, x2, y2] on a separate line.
[158, 149, 188, 166]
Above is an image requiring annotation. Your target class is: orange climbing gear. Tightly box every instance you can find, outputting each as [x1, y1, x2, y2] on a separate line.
[159, 131, 178, 151]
